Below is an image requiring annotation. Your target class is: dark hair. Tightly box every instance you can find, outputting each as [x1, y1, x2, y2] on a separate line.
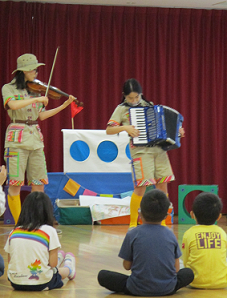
[12, 71, 27, 90]
[192, 192, 222, 225]
[140, 189, 170, 222]
[15, 192, 55, 231]
[123, 78, 142, 95]
[121, 78, 151, 105]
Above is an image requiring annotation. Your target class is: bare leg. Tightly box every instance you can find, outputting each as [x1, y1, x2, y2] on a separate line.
[156, 182, 168, 194]
[8, 185, 21, 196]
[58, 267, 70, 279]
[156, 182, 168, 226]
[31, 184, 44, 192]
[134, 185, 146, 196]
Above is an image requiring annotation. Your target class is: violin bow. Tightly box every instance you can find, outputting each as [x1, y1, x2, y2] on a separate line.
[45, 47, 59, 98]
[38, 47, 59, 112]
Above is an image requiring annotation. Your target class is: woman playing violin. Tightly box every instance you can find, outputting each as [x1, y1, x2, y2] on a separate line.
[2, 53, 75, 224]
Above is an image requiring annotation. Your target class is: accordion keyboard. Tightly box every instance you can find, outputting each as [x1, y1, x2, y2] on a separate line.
[129, 107, 157, 145]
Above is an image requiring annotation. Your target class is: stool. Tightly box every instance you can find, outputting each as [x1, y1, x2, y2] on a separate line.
[178, 185, 218, 224]
[4, 185, 31, 224]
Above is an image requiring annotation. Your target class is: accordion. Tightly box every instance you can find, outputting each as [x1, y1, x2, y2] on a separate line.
[129, 105, 184, 151]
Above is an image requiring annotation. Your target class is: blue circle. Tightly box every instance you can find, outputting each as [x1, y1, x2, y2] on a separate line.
[70, 140, 90, 162]
[125, 144, 131, 160]
[97, 141, 118, 163]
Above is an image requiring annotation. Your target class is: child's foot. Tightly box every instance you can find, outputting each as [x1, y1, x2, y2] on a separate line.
[56, 229, 62, 235]
[57, 250, 66, 268]
[64, 253, 76, 280]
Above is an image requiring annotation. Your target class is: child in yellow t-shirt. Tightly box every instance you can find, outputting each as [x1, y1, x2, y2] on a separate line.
[182, 192, 227, 289]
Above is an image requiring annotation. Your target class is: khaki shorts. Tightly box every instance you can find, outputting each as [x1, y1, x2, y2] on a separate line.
[131, 147, 175, 187]
[4, 147, 48, 186]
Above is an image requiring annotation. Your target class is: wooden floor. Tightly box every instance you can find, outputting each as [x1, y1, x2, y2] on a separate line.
[0, 217, 227, 298]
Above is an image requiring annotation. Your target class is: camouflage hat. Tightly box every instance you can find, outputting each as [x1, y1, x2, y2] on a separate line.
[12, 53, 45, 74]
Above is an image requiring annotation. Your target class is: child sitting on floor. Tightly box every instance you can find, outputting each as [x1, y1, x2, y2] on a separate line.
[182, 192, 227, 289]
[4, 191, 76, 291]
[98, 189, 194, 296]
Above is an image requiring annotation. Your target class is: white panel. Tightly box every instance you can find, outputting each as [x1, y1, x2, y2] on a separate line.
[62, 129, 131, 173]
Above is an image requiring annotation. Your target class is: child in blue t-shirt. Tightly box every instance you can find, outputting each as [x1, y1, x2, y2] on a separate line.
[98, 189, 194, 296]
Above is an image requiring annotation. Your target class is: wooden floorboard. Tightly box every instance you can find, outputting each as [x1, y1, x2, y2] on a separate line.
[0, 217, 227, 297]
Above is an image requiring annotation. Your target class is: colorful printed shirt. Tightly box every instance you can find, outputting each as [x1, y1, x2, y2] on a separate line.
[2, 81, 45, 150]
[4, 225, 61, 285]
[182, 224, 227, 289]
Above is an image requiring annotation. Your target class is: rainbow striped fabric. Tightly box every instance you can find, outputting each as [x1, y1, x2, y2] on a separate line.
[9, 227, 50, 249]
[4, 95, 24, 107]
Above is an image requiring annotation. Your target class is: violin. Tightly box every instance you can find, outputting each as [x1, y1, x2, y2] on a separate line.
[27, 79, 83, 107]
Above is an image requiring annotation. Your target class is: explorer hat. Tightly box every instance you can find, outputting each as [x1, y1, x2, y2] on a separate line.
[12, 54, 45, 74]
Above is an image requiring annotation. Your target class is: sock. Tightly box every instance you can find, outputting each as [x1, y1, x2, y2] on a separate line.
[161, 219, 166, 226]
[161, 193, 169, 226]
[129, 193, 142, 228]
[7, 194, 21, 225]
[64, 261, 72, 275]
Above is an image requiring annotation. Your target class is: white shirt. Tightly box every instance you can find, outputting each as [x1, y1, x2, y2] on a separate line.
[4, 224, 61, 285]
[0, 186, 6, 216]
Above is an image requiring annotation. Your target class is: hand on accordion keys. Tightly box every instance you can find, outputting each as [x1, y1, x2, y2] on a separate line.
[129, 105, 184, 150]
[125, 125, 140, 138]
